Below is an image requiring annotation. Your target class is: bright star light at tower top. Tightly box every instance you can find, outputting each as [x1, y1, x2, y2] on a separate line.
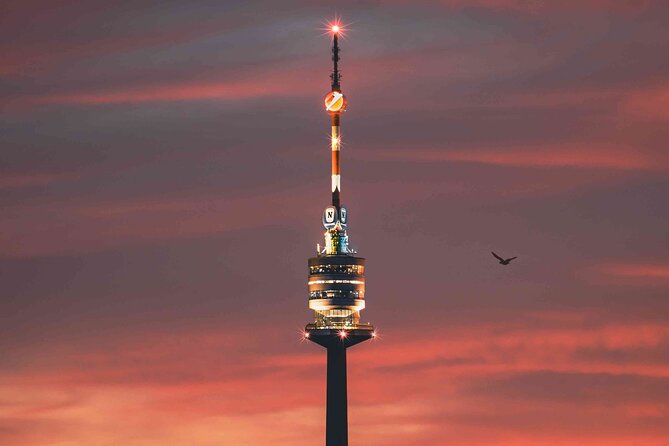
[321, 17, 349, 38]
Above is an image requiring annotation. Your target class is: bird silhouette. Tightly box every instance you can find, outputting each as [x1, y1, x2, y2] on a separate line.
[492, 251, 517, 265]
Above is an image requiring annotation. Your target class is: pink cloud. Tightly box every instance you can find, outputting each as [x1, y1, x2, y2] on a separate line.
[622, 83, 669, 120]
[5, 52, 322, 107]
[0, 4, 247, 77]
[596, 263, 669, 280]
[28, 78, 298, 106]
[355, 145, 664, 170]
[405, 0, 654, 14]
[0, 173, 73, 190]
[3, 319, 669, 445]
[0, 185, 323, 257]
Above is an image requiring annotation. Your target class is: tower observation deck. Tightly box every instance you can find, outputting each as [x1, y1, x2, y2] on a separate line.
[304, 22, 375, 446]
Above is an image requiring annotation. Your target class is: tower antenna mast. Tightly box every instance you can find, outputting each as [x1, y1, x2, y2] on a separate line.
[331, 30, 341, 91]
[324, 24, 347, 210]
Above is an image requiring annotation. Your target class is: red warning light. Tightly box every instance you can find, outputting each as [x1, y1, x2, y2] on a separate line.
[324, 90, 346, 112]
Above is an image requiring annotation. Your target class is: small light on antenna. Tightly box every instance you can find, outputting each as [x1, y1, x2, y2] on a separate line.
[332, 25, 340, 33]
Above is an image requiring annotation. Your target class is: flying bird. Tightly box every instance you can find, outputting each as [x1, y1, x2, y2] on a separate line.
[492, 251, 517, 265]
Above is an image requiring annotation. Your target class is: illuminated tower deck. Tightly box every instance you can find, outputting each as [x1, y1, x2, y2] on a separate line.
[304, 22, 375, 446]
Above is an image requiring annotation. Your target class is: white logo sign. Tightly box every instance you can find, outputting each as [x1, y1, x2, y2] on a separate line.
[325, 91, 344, 111]
[323, 206, 338, 229]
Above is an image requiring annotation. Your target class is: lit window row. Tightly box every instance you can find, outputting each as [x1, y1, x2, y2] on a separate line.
[308, 279, 364, 285]
[315, 309, 360, 328]
[321, 309, 354, 317]
[309, 264, 364, 275]
[309, 290, 363, 299]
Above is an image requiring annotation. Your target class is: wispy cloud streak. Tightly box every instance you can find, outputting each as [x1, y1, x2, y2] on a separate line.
[355, 145, 665, 170]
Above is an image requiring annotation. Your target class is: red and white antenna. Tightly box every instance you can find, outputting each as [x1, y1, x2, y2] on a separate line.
[323, 20, 347, 209]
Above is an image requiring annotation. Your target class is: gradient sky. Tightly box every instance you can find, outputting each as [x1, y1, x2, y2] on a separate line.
[2, 1, 669, 445]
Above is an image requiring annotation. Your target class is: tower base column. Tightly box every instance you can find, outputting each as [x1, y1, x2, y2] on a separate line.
[306, 327, 374, 446]
[326, 343, 348, 446]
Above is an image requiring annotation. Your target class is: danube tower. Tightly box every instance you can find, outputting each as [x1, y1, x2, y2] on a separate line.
[304, 23, 375, 446]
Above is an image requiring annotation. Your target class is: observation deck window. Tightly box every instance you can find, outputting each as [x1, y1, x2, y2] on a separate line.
[309, 264, 364, 275]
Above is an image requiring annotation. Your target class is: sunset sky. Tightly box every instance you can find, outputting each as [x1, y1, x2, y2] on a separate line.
[2, 1, 669, 445]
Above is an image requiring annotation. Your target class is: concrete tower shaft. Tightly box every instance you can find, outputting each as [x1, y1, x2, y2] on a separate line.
[304, 22, 375, 446]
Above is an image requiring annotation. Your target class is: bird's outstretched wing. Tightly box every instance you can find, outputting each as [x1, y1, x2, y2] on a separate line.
[507, 256, 517, 262]
[492, 252, 503, 261]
